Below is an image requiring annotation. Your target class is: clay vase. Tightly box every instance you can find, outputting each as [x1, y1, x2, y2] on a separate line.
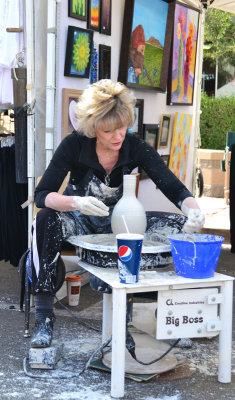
[111, 175, 147, 235]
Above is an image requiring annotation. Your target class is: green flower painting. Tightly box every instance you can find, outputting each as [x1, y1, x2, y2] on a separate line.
[64, 26, 93, 78]
[73, 33, 90, 72]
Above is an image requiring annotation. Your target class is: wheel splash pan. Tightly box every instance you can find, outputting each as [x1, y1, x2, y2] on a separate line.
[67, 233, 172, 269]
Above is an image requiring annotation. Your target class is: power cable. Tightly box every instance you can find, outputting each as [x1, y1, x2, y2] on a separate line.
[23, 294, 182, 379]
[54, 293, 101, 333]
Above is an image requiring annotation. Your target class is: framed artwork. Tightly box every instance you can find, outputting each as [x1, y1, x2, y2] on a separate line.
[61, 88, 83, 139]
[167, 2, 199, 105]
[100, 0, 112, 35]
[161, 154, 170, 166]
[87, 0, 101, 31]
[68, 0, 87, 20]
[118, 0, 174, 92]
[168, 112, 193, 183]
[144, 124, 159, 149]
[140, 124, 159, 179]
[158, 114, 172, 148]
[99, 44, 111, 80]
[89, 43, 98, 83]
[127, 99, 144, 138]
[64, 26, 93, 78]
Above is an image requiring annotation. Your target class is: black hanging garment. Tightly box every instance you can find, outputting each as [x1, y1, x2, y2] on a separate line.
[230, 144, 235, 253]
[0, 142, 28, 266]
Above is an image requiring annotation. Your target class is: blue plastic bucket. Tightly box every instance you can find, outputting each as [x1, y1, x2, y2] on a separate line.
[168, 233, 224, 279]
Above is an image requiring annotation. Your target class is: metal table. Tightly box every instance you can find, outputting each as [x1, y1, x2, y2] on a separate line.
[76, 260, 234, 399]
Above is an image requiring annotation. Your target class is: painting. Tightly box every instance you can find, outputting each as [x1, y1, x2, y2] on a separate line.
[144, 124, 159, 149]
[167, 2, 199, 105]
[68, 0, 87, 20]
[61, 88, 83, 139]
[100, 0, 112, 35]
[64, 26, 93, 78]
[127, 99, 144, 138]
[99, 44, 111, 80]
[140, 124, 159, 179]
[168, 112, 193, 183]
[161, 154, 170, 166]
[87, 0, 101, 31]
[89, 42, 98, 83]
[118, 0, 174, 92]
[158, 114, 172, 149]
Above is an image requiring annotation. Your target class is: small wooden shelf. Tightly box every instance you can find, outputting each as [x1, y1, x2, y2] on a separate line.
[6, 28, 23, 33]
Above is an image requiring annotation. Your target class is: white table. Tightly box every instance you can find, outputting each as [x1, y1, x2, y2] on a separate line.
[77, 260, 234, 399]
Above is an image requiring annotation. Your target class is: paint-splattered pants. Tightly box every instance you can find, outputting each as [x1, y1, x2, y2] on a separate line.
[30, 207, 186, 295]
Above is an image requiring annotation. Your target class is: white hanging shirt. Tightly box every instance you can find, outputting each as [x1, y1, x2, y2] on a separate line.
[0, 0, 20, 68]
[0, 0, 21, 104]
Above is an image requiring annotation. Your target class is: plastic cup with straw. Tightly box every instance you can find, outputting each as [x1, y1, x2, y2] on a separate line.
[116, 216, 144, 283]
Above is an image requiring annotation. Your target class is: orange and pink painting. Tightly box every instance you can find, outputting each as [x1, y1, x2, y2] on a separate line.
[167, 3, 199, 105]
[169, 112, 193, 183]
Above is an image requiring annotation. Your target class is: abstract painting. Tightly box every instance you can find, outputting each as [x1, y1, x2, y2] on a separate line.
[87, 0, 101, 31]
[144, 124, 159, 149]
[99, 44, 111, 79]
[100, 0, 112, 35]
[68, 0, 87, 20]
[127, 99, 144, 138]
[168, 112, 193, 183]
[167, 2, 199, 105]
[158, 114, 172, 149]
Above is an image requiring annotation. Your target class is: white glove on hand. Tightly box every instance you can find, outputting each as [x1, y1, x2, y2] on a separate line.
[183, 209, 205, 233]
[72, 196, 109, 216]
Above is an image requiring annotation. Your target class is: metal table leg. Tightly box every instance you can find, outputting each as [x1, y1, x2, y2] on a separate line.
[218, 280, 233, 383]
[111, 288, 126, 398]
[102, 293, 112, 342]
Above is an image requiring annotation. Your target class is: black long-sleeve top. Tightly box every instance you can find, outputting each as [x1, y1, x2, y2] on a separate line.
[34, 131, 193, 209]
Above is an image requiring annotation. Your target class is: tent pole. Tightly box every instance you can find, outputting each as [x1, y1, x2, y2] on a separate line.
[193, 6, 205, 194]
[45, 0, 57, 167]
[25, 0, 35, 246]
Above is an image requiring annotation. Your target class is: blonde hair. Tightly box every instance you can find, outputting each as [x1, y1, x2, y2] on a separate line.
[74, 79, 136, 138]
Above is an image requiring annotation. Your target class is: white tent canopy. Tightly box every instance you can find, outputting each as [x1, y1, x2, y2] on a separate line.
[210, 0, 235, 14]
[180, 0, 235, 14]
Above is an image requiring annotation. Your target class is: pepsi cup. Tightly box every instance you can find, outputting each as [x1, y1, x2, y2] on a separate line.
[116, 233, 144, 284]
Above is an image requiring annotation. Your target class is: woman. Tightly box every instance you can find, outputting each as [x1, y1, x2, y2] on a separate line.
[29, 79, 204, 348]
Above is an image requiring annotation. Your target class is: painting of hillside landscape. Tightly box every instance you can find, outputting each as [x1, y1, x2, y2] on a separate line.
[126, 0, 170, 91]
[138, 36, 163, 88]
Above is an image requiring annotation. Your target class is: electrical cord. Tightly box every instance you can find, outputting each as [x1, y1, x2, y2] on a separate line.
[23, 335, 181, 379]
[23, 293, 181, 379]
[128, 338, 181, 365]
[54, 294, 101, 333]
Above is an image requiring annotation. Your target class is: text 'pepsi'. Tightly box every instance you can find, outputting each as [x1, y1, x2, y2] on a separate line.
[116, 233, 143, 284]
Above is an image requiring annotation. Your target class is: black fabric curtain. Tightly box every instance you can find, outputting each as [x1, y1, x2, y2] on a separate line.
[0, 143, 28, 266]
[230, 144, 235, 253]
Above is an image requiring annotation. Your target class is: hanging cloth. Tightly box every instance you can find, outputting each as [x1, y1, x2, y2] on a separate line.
[0, 0, 21, 104]
[0, 142, 28, 266]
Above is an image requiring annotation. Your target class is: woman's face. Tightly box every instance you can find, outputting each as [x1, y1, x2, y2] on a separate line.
[96, 126, 127, 152]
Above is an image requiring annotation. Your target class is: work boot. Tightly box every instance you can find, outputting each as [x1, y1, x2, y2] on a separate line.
[30, 316, 54, 348]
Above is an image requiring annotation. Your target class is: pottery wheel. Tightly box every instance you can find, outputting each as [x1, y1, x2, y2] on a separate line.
[102, 332, 178, 375]
[67, 233, 172, 269]
[68, 233, 171, 253]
